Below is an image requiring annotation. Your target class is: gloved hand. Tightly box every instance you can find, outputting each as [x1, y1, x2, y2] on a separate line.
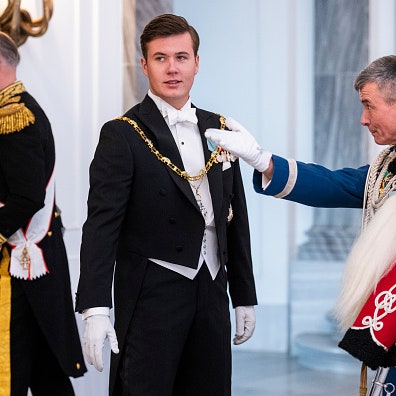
[83, 314, 119, 372]
[205, 117, 271, 172]
[233, 306, 256, 345]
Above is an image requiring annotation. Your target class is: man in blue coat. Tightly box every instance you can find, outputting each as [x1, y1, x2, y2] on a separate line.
[205, 55, 396, 395]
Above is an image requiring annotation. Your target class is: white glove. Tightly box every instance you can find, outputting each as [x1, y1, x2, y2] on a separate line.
[233, 306, 256, 345]
[205, 117, 272, 172]
[83, 314, 119, 372]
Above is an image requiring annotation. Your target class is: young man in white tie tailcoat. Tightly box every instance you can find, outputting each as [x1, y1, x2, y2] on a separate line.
[75, 14, 257, 396]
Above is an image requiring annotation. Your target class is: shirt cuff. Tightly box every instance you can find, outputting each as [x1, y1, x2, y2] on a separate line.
[261, 173, 272, 190]
[82, 307, 110, 320]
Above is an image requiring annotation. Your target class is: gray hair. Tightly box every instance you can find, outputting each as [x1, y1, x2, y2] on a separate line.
[0, 32, 20, 67]
[354, 55, 396, 104]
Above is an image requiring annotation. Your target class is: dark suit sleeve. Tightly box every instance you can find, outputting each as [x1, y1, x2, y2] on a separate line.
[226, 159, 257, 308]
[76, 121, 134, 311]
[0, 126, 46, 238]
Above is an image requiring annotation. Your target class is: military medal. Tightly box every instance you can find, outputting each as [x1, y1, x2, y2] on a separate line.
[20, 246, 31, 270]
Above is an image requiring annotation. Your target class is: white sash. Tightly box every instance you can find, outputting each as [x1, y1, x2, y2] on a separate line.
[2, 173, 55, 280]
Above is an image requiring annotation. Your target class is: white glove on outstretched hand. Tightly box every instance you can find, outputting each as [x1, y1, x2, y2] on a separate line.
[233, 306, 256, 345]
[83, 314, 119, 372]
[205, 117, 272, 172]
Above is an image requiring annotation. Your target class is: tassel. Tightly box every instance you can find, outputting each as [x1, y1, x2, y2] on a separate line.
[0, 103, 35, 134]
[360, 363, 367, 396]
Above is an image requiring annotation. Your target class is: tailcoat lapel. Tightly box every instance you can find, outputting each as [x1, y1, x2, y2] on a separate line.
[137, 96, 199, 211]
[196, 108, 223, 223]
[132, 96, 224, 219]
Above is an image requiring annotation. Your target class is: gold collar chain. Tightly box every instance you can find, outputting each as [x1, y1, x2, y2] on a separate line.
[116, 115, 225, 182]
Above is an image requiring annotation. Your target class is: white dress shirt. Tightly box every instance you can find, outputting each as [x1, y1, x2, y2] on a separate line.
[148, 90, 220, 280]
[82, 92, 221, 320]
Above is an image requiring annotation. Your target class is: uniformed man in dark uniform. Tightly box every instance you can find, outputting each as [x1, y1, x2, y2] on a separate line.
[0, 32, 86, 395]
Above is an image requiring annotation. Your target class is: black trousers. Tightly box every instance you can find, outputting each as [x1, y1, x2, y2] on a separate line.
[10, 278, 74, 396]
[116, 261, 231, 396]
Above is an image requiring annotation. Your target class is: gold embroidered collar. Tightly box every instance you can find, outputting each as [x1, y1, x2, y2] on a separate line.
[0, 81, 35, 135]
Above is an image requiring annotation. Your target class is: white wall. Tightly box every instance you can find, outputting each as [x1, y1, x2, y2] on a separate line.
[17, 1, 123, 394]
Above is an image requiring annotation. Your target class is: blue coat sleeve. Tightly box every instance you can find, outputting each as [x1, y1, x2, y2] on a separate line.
[252, 155, 368, 208]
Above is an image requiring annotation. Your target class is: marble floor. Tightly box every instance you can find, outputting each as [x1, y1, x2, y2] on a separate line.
[66, 349, 375, 395]
[232, 350, 375, 396]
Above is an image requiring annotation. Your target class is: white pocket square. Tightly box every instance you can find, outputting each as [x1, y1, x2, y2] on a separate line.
[222, 161, 231, 171]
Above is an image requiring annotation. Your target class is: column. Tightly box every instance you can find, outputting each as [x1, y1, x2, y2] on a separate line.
[297, 0, 369, 261]
[123, 0, 174, 111]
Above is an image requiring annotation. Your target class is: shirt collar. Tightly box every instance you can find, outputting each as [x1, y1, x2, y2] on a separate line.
[148, 90, 193, 120]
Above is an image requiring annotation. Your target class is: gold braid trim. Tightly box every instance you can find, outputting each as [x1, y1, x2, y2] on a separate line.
[116, 114, 226, 182]
[362, 146, 396, 229]
[0, 81, 35, 135]
[0, 234, 6, 253]
[0, 246, 11, 395]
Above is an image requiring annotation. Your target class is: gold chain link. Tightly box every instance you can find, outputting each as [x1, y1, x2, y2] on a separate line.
[116, 114, 225, 182]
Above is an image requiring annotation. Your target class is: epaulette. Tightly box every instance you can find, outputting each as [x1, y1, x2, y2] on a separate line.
[0, 103, 35, 134]
[0, 81, 35, 135]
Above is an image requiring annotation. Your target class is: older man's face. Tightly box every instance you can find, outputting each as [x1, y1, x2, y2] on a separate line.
[359, 82, 396, 145]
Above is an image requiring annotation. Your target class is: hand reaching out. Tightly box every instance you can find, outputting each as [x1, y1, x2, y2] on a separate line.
[205, 117, 271, 172]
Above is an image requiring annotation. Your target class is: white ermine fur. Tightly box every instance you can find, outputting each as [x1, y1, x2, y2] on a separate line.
[334, 194, 396, 331]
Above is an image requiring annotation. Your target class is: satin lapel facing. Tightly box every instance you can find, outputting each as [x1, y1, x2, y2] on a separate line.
[138, 97, 199, 211]
[196, 110, 223, 221]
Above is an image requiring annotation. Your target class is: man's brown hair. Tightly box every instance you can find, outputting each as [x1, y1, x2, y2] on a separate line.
[140, 14, 200, 60]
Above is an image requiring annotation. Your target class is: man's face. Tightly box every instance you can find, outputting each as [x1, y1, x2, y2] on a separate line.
[359, 82, 396, 145]
[141, 32, 199, 109]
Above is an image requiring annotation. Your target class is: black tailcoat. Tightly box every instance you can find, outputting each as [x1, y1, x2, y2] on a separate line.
[76, 95, 257, 394]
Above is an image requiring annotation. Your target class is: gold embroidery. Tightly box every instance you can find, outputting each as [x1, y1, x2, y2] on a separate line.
[0, 81, 35, 134]
[0, 234, 6, 245]
[0, 246, 11, 395]
[0, 81, 26, 105]
[363, 147, 396, 228]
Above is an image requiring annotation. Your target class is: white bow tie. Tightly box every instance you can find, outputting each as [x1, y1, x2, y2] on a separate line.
[166, 107, 198, 125]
